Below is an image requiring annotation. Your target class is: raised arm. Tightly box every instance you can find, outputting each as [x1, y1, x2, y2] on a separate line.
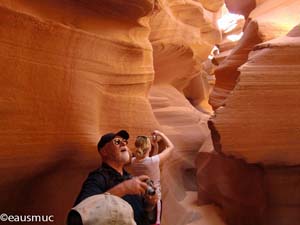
[152, 130, 174, 164]
[150, 133, 159, 156]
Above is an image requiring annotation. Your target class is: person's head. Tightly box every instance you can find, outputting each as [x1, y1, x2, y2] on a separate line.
[135, 136, 151, 159]
[97, 130, 130, 165]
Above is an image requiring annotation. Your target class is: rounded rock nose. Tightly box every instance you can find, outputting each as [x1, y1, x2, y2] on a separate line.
[287, 24, 300, 37]
[224, 0, 256, 18]
[80, 0, 154, 20]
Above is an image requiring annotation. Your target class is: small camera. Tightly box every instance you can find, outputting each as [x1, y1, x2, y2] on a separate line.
[145, 179, 156, 196]
[152, 134, 157, 141]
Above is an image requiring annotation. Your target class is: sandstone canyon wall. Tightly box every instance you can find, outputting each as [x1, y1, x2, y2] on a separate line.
[1, 0, 300, 225]
[209, 24, 300, 225]
[0, 0, 223, 224]
[202, 0, 300, 225]
[148, 1, 226, 224]
[0, 0, 158, 223]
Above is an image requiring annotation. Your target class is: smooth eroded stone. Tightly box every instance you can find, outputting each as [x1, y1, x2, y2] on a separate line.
[213, 25, 300, 165]
[196, 151, 266, 225]
[210, 19, 262, 109]
[0, 0, 156, 222]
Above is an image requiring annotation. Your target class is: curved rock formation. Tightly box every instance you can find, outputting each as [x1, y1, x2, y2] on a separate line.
[196, 152, 266, 225]
[0, 0, 157, 223]
[196, 120, 267, 225]
[2, 0, 299, 225]
[224, 0, 256, 18]
[199, 0, 300, 218]
[148, 1, 225, 224]
[149, 85, 218, 225]
[150, 0, 222, 114]
[210, 19, 262, 109]
[203, 24, 300, 225]
[214, 24, 300, 165]
[210, 0, 300, 109]
[250, 0, 300, 40]
[199, 0, 224, 12]
[0, 0, 224, 224]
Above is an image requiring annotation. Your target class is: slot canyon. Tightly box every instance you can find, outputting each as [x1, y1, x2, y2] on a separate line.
[0, 0, 300, 224]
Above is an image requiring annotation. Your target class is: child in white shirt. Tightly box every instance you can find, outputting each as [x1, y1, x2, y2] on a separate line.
[130, 130, 174, 225]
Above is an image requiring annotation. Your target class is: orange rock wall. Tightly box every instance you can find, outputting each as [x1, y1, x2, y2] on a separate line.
[2, 0, 299, 225]
[148, 1, 225, 224]
[0, 0, 224, 224]
[202, 0, 300, 224]
[214, 27, 300, 164]
[0, 0, 157, 223]
[210, 19, 262, 109]
[210, 0, 300, 109]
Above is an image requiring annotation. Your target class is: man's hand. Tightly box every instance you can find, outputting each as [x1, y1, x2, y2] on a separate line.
[124, 175, 150, 195]
[108, 175, 149, 197]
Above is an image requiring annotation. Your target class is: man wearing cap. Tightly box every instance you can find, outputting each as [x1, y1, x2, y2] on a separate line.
[71, 130, 158, 225]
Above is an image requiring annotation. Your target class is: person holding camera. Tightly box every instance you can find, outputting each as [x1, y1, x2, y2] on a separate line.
[70, 130, 158, 225]
[130, 130, 174, 225]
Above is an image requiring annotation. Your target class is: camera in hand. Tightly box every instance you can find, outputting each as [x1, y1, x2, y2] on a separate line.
[145, 179, 156, 196]
[151, 134, 157, 141]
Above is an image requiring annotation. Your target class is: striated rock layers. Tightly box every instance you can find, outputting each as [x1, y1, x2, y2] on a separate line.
[210, 0, 300, 109]
[206, 25, 300, 225]
[0, 0, 224, 224]
[150, 0, 222, 113]
[3, 0, 299, 225]
[214, 25, 300, 165]
[210, 19, 262, 109]
[201, 1, 300, 224]
[196, 120, 267, 225]
[0, 0, 157, 223]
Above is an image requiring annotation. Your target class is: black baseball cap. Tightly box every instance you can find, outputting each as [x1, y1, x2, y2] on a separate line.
[97, 130, 129, 151]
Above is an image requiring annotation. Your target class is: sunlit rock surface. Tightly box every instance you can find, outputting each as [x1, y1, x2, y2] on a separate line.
[0, 0, 224, 224]
[250, 0, 300, 40]
[210, 19, 262, 109]
[0, 0, 157, 223]
[1, 0, 300, 225]
[150, 0, 222, 114]
[224, 0, 256, 18]
[210, 0, 300, 109]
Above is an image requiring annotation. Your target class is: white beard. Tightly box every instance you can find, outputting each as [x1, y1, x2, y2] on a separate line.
[119, 151, 130, 163]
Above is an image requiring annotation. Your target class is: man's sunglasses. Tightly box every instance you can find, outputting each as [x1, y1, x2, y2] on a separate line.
[112, 138, 128, 146]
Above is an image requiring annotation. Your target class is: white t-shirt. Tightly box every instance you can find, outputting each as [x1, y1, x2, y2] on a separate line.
[131, 155, 161, 198]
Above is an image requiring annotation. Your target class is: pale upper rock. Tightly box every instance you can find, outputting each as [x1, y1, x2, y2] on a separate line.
[249, 0, 300, 40]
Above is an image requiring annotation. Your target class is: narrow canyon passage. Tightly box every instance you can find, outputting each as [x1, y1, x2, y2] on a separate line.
[0, 0, 300, 225]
